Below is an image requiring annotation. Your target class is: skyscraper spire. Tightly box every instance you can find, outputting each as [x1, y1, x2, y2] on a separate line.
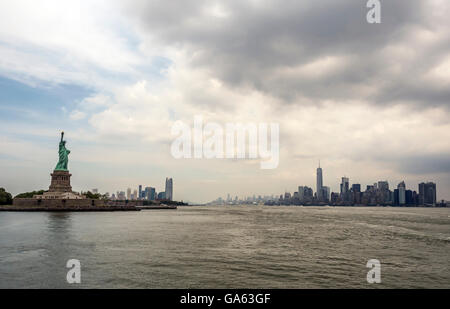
[316, 162, 323, 201]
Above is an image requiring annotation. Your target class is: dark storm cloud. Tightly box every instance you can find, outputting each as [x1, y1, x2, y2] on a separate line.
[124, 0, 449, 107]
[396, 154, 450, 175]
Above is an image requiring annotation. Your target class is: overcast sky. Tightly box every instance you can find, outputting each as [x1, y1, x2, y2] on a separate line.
[0, 0, 449, 203]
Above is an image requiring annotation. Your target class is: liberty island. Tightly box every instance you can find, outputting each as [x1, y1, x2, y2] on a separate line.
[1, 132, 141, 211]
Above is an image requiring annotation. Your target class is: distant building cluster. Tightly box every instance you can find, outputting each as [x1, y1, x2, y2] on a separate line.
[107, 177, 173, 201]
[326, 179, 437, 207]
[210, 194, 278, 205]
[210, 164, 444, 207]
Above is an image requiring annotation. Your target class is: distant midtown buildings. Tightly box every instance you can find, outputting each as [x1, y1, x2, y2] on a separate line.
[209, 163, 441, 207]
[109, 177, 173, 201]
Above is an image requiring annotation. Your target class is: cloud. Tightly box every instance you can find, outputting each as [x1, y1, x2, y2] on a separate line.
[395, 154, 450, 175]
[0, 0, 168, 90]
[69, 110, 86, 120]
[123, 0, 450, 107]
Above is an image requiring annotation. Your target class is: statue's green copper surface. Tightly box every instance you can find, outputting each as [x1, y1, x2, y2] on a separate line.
[55, 131, 70, 171]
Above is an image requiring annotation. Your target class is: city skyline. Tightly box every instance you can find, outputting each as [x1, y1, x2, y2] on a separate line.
[0, 1, 449, 203]
[210, 162, 439, 206]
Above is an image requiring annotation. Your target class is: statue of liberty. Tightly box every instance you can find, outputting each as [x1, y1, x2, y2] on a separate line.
[55, 131, 70, 171]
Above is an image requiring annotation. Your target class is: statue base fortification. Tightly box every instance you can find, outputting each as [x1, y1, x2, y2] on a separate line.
[10, 169, 141, 211]
[3, 203, 141, 211]
[35, 170, 85, 200]
[49, 170, 73, 193]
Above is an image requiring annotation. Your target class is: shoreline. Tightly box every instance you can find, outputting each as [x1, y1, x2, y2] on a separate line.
[0, 205, 140, 212]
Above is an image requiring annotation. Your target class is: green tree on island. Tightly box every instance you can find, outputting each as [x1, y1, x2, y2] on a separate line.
[82, 191, 109, 200]
[0, 188, 13, 205]
[14, 190, 46, 199]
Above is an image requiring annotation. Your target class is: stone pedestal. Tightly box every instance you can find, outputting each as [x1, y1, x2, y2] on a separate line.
[49, 170, 72, 192]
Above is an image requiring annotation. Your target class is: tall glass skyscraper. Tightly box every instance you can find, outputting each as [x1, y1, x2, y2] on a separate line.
[316, 162, 323, 201]
[340, 177, 349, 195]
[165, 177, 173, 201]
[419, 182, 436, 205]
[340, 177, 350, 202]
[398, 181, 406, 205]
